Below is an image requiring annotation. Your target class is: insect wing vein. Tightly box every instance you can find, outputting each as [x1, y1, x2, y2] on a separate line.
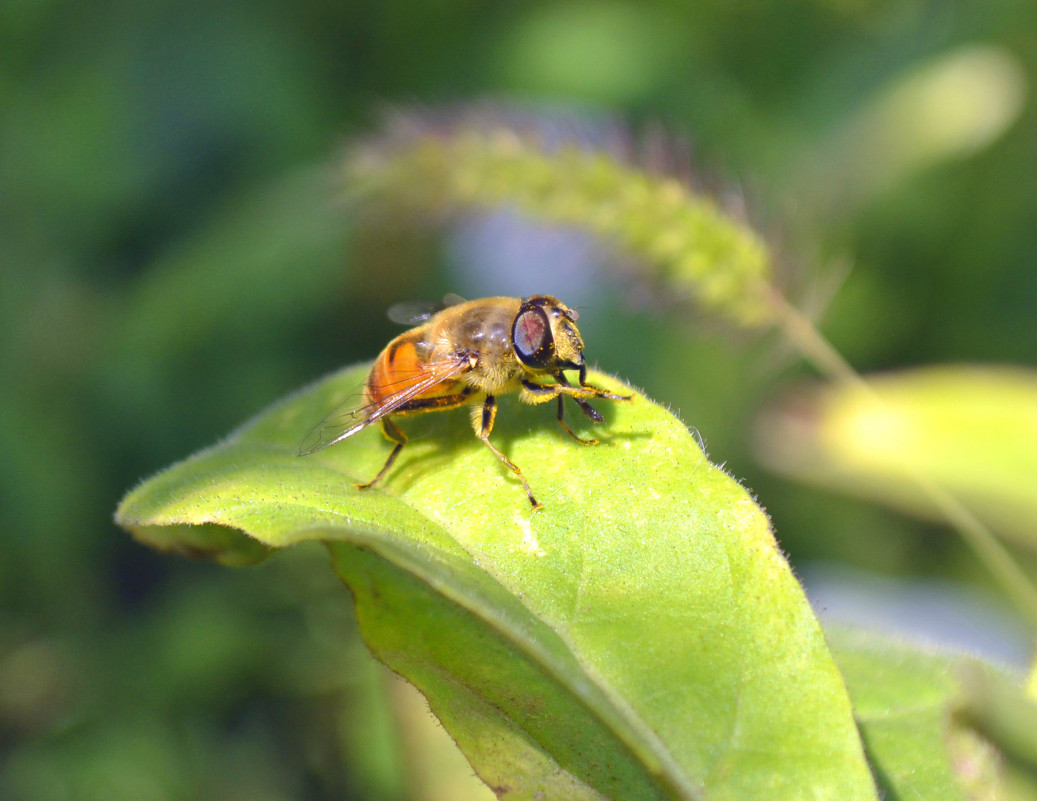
[298, 355, 470, 456]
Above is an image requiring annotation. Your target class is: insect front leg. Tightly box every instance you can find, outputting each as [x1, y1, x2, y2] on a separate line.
[520, 377, 601, 442]
[576, 363, 634, 403]
[520, 374, 632, 410]
[476, 395, 543, 512]
[520, 375, 631, 444]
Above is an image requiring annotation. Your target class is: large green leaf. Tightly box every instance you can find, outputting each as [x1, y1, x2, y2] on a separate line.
[116, 364, 876, 800]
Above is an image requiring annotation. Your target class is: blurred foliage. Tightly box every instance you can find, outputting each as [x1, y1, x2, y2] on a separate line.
[830, 627, 1037, 800]
[757, 365, 1037, 549]
[3, 0, 1037, 798]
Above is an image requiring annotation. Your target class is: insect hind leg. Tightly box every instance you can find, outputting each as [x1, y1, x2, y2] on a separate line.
[356, 417, 407, 490]
[356, 391, 473, 492]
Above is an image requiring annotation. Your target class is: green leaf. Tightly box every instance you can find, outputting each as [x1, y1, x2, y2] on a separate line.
[830, 628, 978, 801]
[828, 627, 1037, 800]
[756, 365, 1037, 549]
[116, 364, 876, 800]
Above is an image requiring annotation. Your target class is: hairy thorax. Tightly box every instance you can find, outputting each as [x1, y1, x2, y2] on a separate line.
[433, 298, 523, 396]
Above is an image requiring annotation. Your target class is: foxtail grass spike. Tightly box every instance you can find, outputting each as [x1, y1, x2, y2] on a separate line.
[345, 106, 776, 327]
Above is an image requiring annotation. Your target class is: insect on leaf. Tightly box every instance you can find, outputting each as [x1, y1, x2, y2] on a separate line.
[116, 364, 877, 800]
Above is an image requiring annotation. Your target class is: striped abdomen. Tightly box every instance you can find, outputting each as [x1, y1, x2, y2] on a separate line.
[363, 327, 463, 408]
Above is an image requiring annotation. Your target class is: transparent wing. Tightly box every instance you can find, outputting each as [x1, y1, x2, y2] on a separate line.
[298, 353, 471, 456]
[386, 293, 467, 325]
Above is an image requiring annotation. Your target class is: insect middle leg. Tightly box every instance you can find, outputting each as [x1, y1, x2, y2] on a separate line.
[357, 391, 473, 491]
[555, 395, 598, 445]
[554, 372, 606, 442]
[477, 395, 543, 512]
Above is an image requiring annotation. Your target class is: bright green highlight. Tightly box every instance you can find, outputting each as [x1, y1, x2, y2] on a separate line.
[757, 365, 1037, 549]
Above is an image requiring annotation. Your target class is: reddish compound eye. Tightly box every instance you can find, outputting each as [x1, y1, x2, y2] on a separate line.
[512, 306, 553, 367]
[515, 310, 546, 354]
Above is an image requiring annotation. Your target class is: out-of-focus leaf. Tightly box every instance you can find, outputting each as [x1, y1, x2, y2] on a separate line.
[862, 46, 1025, 170]
[956, 659, 1037, 776]
[828, 627, 1037, 800]
[756, 365, 1037, 548]
[829, 628, 986, 800]
[496, 3, 686, 103]
[798, 45, 1027, 219]
[116, 364, 875, 800]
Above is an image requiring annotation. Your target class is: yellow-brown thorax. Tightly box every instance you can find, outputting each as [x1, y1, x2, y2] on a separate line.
[364, 297, 524, 407]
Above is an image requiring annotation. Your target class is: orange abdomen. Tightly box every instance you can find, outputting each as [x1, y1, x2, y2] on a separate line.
[365, 330, 461, 407]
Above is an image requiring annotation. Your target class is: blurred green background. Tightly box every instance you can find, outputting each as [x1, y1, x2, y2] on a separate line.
[2, 1, 1036, 799]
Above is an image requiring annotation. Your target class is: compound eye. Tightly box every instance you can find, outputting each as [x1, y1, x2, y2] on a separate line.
[512, 307, 553, 367]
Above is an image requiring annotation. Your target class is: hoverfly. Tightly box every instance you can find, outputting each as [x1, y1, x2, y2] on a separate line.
[300, 295, 632, 511]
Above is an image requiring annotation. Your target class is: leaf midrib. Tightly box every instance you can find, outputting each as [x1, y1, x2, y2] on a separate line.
[303, 518, 704, 801]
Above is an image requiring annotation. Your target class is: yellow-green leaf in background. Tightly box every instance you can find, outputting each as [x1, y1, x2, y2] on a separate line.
[755, 365, 1037, 549]
[116, 364, 875, 800]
